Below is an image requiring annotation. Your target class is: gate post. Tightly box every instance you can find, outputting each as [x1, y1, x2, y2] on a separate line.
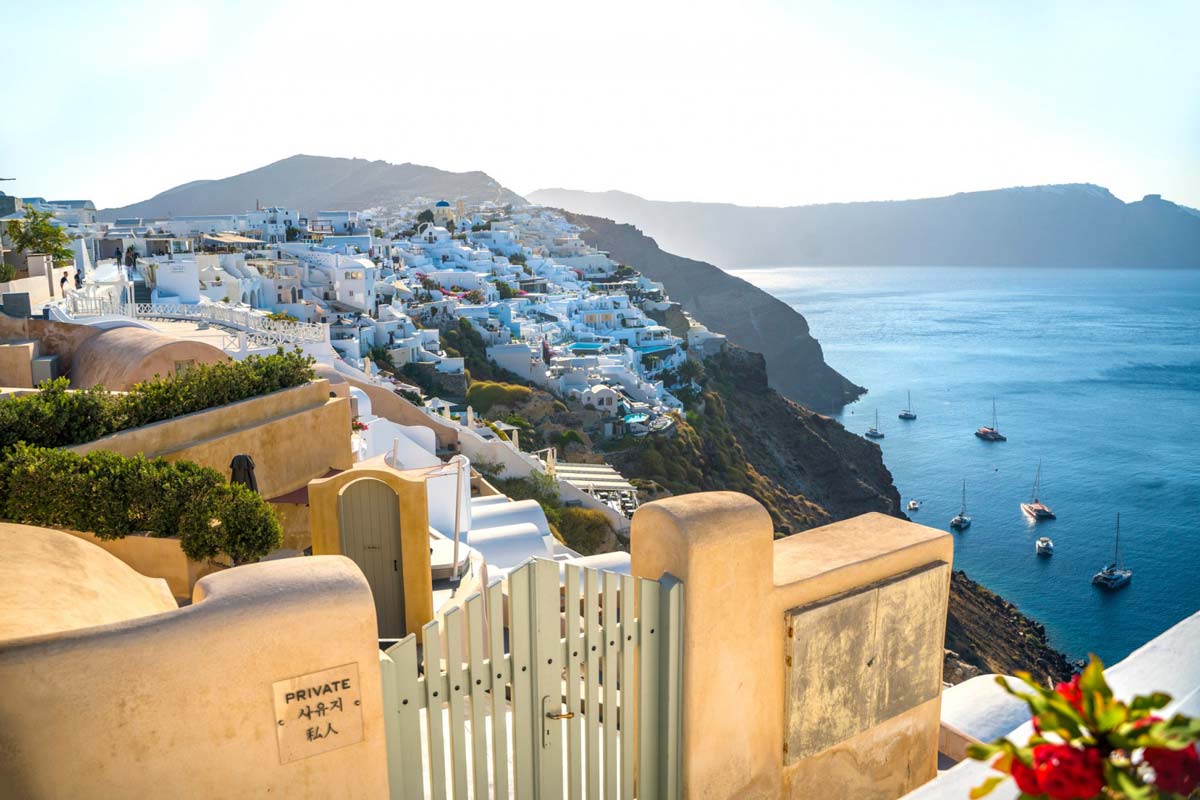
[631, 492, 776, 799]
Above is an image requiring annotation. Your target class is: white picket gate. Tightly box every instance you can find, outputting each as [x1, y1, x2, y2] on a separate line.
[379, 558, 683, 799]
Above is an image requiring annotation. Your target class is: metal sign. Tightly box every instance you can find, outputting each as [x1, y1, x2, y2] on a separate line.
[272, 662, 364, 764]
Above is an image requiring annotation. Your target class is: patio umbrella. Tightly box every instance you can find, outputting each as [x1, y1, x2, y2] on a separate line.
[230, 454, 258, 492]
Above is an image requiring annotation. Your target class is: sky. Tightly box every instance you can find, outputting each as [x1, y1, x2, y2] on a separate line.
[2, 0, 1197, 210]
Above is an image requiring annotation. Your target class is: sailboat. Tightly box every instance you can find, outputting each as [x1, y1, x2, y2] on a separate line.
[975, 397, 1007, 441]
[950, 480, 972, 530]
[865, 409, 885, 439]
[1020, 461, 1056, 520]
[899, 391, 917, 420]
[1092, 514, 1132, 590]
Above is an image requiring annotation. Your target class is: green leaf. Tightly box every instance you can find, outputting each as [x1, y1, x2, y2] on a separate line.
[969, 776, 1006, 799]
[1129, 692, 1172, 712]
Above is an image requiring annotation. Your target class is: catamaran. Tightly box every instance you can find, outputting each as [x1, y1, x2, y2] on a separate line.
[975, 397, 1007, 441]
[865, 409, 885, 439]
[950, 479, 972, 530]
[1021, 461, 1056, 520]
[899, 391, 917, 420]
[1092, 513, 1132, 590]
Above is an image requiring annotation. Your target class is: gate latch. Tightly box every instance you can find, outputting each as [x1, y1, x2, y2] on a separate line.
[541, 696, 573, 748]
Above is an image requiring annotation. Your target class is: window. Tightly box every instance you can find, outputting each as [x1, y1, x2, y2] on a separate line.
[174, 359, 196, 376]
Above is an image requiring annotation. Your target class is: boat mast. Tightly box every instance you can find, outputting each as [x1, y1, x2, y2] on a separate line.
[992, 397, 998, 429]
[1114, 513, 1121, 567]
[1031, 461, 1041, 502]
[961, 479, 967, 514]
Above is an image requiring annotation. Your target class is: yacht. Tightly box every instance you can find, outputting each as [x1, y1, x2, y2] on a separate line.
[1020, 461, 1056, 520]
[907, 499, 921, 512]
[899, 391, 917, 420]
[865, 410, 885, 439]
[974, 397, 1007, 441]
[949, 480, 972, 530]
[1035, 536, 1054, 556]
[1092, 514, 1132, 590]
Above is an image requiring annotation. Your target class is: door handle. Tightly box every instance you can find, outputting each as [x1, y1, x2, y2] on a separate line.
[546, 710, 574, 720]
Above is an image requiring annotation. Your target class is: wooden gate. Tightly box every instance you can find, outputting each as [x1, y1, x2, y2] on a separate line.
[338, 478, 406, 638]
[379, 558, 683, 799]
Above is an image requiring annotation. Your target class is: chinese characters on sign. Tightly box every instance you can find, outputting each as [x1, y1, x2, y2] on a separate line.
[272, 663, 364, 763]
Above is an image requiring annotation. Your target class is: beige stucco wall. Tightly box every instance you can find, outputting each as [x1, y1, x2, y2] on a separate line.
[69, 379, 354, 499]
[0, 524, 176, 642]
[0, 314, 102, 376]
[69, 325, 227, 389]
[0, 340, 36, 387]
[60, 528, 226, 601]
[309, 464, 435, 640]
[0, 555, 389, 798]
[631, 494, 953, 800]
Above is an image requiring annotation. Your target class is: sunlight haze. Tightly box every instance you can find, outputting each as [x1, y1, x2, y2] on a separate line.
[3, 0, 1197, 209]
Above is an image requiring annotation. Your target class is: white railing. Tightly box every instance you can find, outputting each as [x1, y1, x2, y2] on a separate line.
[65, 296, 327, 346]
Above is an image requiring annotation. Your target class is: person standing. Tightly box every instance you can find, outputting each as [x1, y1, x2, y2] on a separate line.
[59, 271, 68, 296]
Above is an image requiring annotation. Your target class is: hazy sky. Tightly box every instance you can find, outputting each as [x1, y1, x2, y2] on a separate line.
[3, 0, 1197, 209]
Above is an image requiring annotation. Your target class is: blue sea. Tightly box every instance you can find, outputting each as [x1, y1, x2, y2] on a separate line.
[730, 266, 1200, 664]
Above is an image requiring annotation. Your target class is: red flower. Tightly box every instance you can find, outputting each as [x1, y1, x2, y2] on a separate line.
[1031, 744, 1105, 799]
[1008, 755, 1043, 794]
[1145, 743, 1200, 796]
[1055, 674, 1086, 714]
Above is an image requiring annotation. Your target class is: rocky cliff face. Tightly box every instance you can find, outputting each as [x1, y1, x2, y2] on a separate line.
[564, 212, 863, 412]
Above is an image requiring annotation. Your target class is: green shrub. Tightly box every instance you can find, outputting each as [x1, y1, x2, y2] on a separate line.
[554, 429, 586, 448]
[0, 349, 315, 450]
[466, 381, 532, 414]
[554, 507, 613, 555]
[0, 443, 280, 563]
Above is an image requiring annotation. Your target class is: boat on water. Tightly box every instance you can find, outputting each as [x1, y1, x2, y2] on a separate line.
[975, 397, 1007, 441]
[949, 479, 972, 530]
[907, 499, 921, 512]
[865, 409, 885, 439]
[1021, 461, 1056, 520]
[1093, 513, 1132, 590]
[899, 391, 917, 420]
[1036, 536, 1054, 556]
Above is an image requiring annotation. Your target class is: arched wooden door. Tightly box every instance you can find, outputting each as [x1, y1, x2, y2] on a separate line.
[338, 478, 405, 638]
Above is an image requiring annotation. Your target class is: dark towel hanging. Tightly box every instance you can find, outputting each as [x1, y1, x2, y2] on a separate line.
[230, 454, 258, 493]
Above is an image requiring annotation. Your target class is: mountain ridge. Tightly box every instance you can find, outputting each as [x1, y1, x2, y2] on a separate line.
[531, 184, 1200, 268]
[101, 154, 525, 220]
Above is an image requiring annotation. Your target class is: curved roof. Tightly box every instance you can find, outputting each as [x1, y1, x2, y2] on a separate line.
[0, 524, 176, 643]
[435, 200, 451, 207]
[70, 325, 226, 390]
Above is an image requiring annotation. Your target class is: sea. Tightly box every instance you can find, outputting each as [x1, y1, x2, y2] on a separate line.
[729, 265, 1200, 665]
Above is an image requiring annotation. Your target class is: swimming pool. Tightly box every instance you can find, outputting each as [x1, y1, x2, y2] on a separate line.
[568, 342, 604, 352]
[632, 344, 674, 354]
[624, 413, 650, 424]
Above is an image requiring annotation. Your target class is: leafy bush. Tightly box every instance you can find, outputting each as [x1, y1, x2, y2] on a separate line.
[466, 381, 532, 414]
[554, 507, 612, 555]
[495, 280, 516, 300]
[0, 444, 281, 563]
[0, 349, 315, 450]
[0, 262, 15, 283]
